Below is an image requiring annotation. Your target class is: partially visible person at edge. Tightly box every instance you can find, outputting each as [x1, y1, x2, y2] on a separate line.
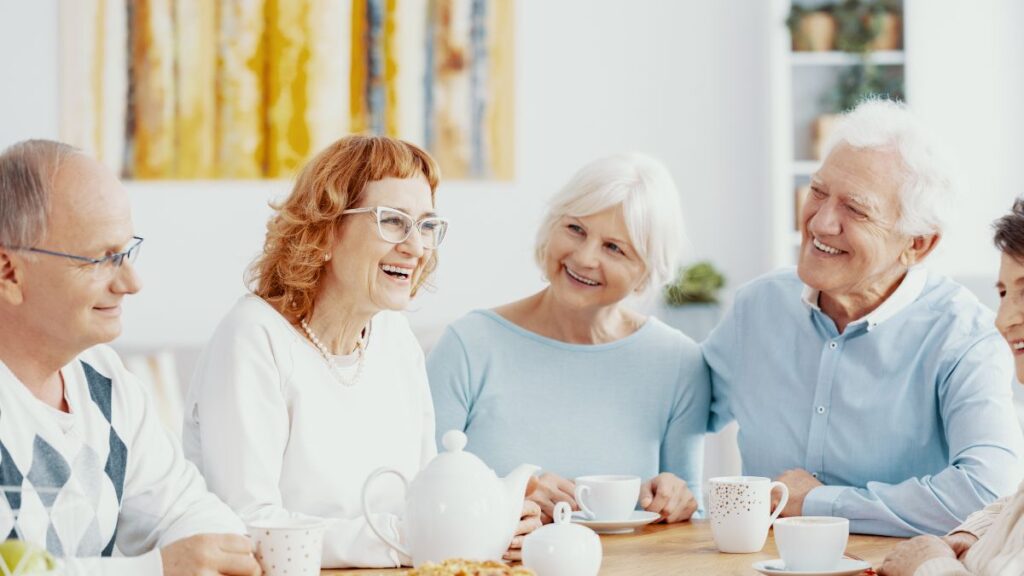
[0, 140, 259, 576]
[702, 99, 1024, 537]
[429, 153, 710, 525]
[880, 199, 1024, 575]
[182, 135, 540, 568]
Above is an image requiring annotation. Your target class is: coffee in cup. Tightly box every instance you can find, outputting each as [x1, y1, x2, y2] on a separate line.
[773, 516, 849, 571]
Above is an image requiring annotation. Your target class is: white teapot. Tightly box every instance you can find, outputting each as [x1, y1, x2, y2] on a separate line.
[362, 430, 539, 567]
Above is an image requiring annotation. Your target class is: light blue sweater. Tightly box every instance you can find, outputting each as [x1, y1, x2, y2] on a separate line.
[427, 310, 711, 505]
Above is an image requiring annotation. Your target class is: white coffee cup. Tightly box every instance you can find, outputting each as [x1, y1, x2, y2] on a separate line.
[774, 516, 849, 571]
[248, 517, 327, 576]
[707, 476, 788, 553]
[574, 475, 641, 521]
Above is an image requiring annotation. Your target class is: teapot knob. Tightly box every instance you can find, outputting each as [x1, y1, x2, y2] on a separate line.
[553, 501, 572, 525]
[441, 430, 468, 453]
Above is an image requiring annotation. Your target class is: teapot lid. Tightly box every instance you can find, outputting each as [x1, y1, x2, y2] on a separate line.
[418, 430, 498, 484]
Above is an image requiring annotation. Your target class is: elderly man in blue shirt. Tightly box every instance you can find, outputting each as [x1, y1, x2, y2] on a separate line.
[703, 99, 1024, 537]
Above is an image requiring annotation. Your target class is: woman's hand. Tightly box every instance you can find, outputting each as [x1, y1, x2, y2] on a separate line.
[942, 532, 979, 559]
[527, 473, 577, 524]
[880, 535, 957, 576]
[503, 499, 542, 562]
[639, 473, 697, 523]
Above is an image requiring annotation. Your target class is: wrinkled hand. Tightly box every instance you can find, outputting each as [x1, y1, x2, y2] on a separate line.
[880, 535, 957, 576]
[942, 532, 979, 559]
[161, 533, 261, 576]
[503, 499, 542, 562]
[773, 469, 822, 517]
[639, 473, 697, 523]
[527, 472, 577, 524]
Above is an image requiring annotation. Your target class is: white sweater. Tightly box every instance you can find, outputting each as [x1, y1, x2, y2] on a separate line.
[183, 295, 437, 568]
[916, 481, 1024, 575]
[0, 346, 244, 576]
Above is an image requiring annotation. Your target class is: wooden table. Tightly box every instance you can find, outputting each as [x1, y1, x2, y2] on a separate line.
[323, 520, 901, 575]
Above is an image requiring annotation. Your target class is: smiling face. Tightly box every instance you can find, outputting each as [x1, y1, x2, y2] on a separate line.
[996, 252, 1024, 382]
[11, 154, 142, 355]
[321, 176, 435, 314]
[542, 205, 646, 312]
[797, 144, 922, 305]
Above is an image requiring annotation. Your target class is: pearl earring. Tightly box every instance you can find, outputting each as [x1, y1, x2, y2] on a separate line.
[324, 253, 331, 262]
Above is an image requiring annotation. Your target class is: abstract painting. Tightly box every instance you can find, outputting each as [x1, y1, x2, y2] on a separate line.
[58, 0, 515, 180]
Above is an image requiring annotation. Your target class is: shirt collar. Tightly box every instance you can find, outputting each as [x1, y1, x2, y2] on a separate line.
[801, 266, 929, 331]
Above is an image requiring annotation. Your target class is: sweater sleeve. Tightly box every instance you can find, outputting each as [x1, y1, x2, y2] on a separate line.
[952, 493, 1016, 539]
[112, 364, 245, 556]
[187, 312, 411, 568]
[660, 338, 711, 514]
[427, 325, 475, 447]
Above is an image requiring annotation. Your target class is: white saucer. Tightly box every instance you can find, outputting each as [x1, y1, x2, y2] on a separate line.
[752, 558, 872, 576]
[569, 510, 660, 534]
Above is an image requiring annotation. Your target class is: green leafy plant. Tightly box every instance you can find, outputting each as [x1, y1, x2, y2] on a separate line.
[823, 63, 904, 113]
[664, 261, 725, 306]
[787, 0, 901, 54]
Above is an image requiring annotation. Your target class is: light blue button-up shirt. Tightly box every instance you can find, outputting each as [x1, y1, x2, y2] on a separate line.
[703, 267, 1024, 537]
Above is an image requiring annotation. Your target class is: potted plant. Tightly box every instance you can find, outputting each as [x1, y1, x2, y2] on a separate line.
[786, 5, 837, 52]
[812, 64, 904, 159]
[867, 0, 902, 51]
[658, 261, 726, 342]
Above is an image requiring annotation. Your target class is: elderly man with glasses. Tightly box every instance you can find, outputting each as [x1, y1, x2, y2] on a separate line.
[0, 140, 259, 576]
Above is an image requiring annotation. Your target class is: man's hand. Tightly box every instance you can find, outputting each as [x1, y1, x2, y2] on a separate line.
[503, 499, 542, 562]
[161, 533, 261, 576]
[773, 469, 822, 517]
[880, 535, 957, 576]
[527, 473, 577, 524]
[639, 473, 698, 523]
[941, 532, 978, 559]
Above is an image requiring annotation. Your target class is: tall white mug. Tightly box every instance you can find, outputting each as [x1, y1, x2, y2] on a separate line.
[707, 476, 788, 554]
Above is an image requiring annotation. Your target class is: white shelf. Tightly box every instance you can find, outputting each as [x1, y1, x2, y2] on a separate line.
[793, 160, 820, 176]
[791, 50, 905, 66]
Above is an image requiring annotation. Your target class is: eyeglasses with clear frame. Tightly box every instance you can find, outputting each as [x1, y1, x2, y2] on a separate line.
[341, 207, 448, 249]
[9, 236, 144, 279]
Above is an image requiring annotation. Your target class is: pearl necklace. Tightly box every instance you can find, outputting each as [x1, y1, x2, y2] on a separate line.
[300, 318, 366, 387]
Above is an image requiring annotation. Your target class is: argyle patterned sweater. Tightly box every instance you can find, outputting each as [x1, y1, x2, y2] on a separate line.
[0, 345, 243, 575]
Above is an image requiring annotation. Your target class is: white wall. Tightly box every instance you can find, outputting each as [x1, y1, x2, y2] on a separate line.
[0, 0, 777, 348]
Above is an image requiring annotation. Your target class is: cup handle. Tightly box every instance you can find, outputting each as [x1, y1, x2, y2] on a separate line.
[574, 485, 594, 520]
[768, 481, 789, 524]
[362, 467, 411, 558]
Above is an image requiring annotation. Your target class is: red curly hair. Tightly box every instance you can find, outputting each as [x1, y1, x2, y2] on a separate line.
[248, 135, 441, 322]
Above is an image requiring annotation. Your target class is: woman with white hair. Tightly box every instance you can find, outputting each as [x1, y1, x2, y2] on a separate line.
[428, 154, 710, 526]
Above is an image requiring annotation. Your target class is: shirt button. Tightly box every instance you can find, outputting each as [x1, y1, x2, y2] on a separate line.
[829, 341, 838, 350]
[816, 405, 826, 414]
[812, 472, 819, 479]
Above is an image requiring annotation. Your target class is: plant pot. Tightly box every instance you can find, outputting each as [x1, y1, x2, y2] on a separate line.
[793, 12, 836, 52]
[656, 303, 722, 342]
[812, 114, 841, 161]
[867, 12, 902, 51]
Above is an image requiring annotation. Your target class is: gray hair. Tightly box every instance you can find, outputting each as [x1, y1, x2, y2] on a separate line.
[821, 99, 954, 237]
[0, 140, 80, 249]
[534, 153, 687, 293]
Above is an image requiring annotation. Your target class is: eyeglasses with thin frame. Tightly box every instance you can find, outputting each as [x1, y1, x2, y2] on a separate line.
[342, 207, 448, 249]
[9, 236, 144, 278]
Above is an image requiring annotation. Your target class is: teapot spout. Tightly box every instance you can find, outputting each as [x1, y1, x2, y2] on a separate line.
[503, 463, 541, 532]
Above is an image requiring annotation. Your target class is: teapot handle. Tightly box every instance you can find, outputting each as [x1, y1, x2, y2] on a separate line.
[362, 467, 411, 559]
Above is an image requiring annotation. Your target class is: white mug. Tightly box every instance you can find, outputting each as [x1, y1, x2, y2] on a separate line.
[248, 517, 327, 576]
[707, 476, 788, 553]
[574, 475, 641, 521]
[774, 516, 849, 571]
